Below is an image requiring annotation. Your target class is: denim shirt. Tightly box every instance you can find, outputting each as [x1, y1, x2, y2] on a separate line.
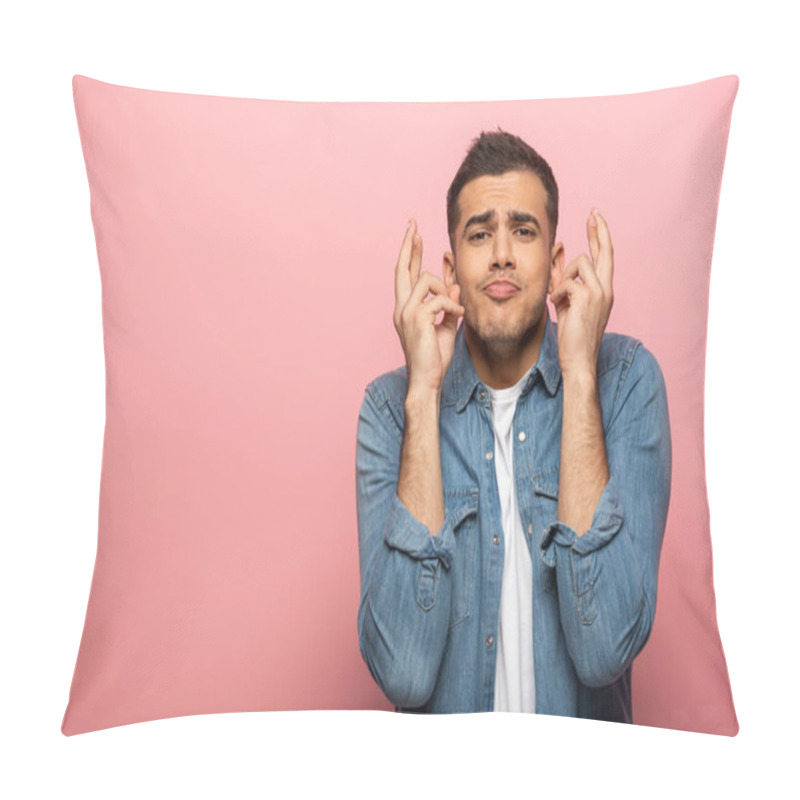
[355, 314, 671, 721]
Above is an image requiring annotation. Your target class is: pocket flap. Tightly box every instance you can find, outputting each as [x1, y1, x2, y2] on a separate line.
[444, 486, 479, 530]
[531, 469, 559, 500]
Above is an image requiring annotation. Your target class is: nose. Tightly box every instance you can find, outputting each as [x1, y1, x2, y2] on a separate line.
[490, 229, 515, 270]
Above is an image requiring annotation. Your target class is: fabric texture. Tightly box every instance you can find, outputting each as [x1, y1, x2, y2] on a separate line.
[356, 316, 669, 720]
[62, 74, 739, 736]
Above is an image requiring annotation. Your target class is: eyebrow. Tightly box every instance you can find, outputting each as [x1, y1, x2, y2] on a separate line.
[462, 209, 542, 238]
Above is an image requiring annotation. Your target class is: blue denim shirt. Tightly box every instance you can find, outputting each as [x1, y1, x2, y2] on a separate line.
[355, 314, 671, 721]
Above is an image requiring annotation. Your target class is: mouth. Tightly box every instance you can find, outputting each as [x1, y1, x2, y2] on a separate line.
[483, 281, 520, 299]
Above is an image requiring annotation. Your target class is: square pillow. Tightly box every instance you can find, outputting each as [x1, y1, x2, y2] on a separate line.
[62, 74, 739, 736]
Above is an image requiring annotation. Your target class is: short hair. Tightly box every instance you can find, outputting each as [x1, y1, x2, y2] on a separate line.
[446, 128, 559, 252]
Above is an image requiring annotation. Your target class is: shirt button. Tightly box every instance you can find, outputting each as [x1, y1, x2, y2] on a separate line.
[527, 523, 533, 535]
[479, 390, 486, 400]
[486, 635, 494, 647]
[492, 535, 500, 545]
[485, 451, 493, 460]
[518, 431, 526, 442]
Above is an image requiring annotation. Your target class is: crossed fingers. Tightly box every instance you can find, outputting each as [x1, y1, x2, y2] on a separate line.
[550, 209, 614, 307]
[394, 218, 462, 333]
[394, 219, 422, 314]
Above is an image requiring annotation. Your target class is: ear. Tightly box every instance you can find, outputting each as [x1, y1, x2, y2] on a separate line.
[443, 251, 456, 287]
[548, 241, 565, 295]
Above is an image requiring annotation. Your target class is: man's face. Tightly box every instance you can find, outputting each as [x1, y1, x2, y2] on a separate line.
[443, 170, 563, 349]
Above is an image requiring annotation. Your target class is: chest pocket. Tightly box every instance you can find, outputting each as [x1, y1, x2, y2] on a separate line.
[444, 486, 479, 630]
[531, 468, 559, 596]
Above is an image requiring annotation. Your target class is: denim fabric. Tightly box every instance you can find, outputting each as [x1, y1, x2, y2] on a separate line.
[355, 314, 671, 721]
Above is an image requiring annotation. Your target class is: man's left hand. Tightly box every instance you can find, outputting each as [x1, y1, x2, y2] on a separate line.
[549, 208, 614, 377]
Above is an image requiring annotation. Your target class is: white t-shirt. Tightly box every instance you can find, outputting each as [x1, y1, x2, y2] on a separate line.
[488, 374, 535, 713]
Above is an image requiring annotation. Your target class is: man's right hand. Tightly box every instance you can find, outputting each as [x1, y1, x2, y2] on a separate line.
[393, 218, 465, 396]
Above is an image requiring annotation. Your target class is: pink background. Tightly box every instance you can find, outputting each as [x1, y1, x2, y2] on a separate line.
[62, 74, 738, 735]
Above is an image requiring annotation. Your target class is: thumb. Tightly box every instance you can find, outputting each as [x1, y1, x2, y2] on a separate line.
[440, 309, 459, 334]
[438, 285, 462, 342]
[550, 283, 569, 319]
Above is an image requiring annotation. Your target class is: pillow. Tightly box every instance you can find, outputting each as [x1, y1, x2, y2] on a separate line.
[62, 74, 739, 736]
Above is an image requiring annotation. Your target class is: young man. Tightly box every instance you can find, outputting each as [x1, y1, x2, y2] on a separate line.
[355, 130, 671, 722]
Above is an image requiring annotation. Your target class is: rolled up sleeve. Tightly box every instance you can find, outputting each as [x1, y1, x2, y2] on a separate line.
[383, 493, 456, 568]
[539, 344, 672, 689]
[355, 384, 455, 708]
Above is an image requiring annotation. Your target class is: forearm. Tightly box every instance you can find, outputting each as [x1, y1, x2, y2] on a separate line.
[558, 367, 609, 536]
[542, 345, 671, 687]
[397, 387, 445, 537]
[358, 518, 453, 707]
[356, 386, 454, 707]
[549, 489, 652, 688]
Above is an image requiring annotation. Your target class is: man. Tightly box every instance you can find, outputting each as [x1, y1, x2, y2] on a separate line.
[355, 129, 671, 722]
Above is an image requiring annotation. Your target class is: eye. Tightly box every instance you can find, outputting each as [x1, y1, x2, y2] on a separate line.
[516, 227, 536, 238]
[468, 231, 489, 241]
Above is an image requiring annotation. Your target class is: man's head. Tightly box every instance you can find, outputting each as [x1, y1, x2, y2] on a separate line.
[446, 129, 559, 253]
[442, 130, 564, 370]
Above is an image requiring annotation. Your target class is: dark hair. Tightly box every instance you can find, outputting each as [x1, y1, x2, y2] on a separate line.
[446, 128, 559, 252]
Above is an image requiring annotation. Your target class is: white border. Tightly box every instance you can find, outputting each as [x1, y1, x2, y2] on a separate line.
[3, 1, 796, 796]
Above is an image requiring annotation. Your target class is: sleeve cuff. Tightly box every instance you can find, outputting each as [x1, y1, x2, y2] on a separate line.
[539, 475, 625, 564]
[383, 493, 456, 570]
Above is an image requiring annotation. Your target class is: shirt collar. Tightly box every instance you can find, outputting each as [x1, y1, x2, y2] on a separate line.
[446, 313, 562, 412]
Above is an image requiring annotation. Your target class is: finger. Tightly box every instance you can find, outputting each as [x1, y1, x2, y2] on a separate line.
[574, 252, 602, 294]
[440, 301, 464, 328]
[408, 271, 452, 307]
[394, 219, 416, 314]
[410, 226, 423, 287]
[416, 293, 465, 321]
[550, 276, 576, 307]
[441, 285, 463, 331]
[587, 209, 600, 265]
[550, 283, 570, 307]
[592, 209, 614, 291]
[560, 254, 596, 287]
[437, 305, 462, 335]
[550, 275, 591, 307]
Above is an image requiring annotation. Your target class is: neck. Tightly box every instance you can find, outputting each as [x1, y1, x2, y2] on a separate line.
[464, 313, 548, 390]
